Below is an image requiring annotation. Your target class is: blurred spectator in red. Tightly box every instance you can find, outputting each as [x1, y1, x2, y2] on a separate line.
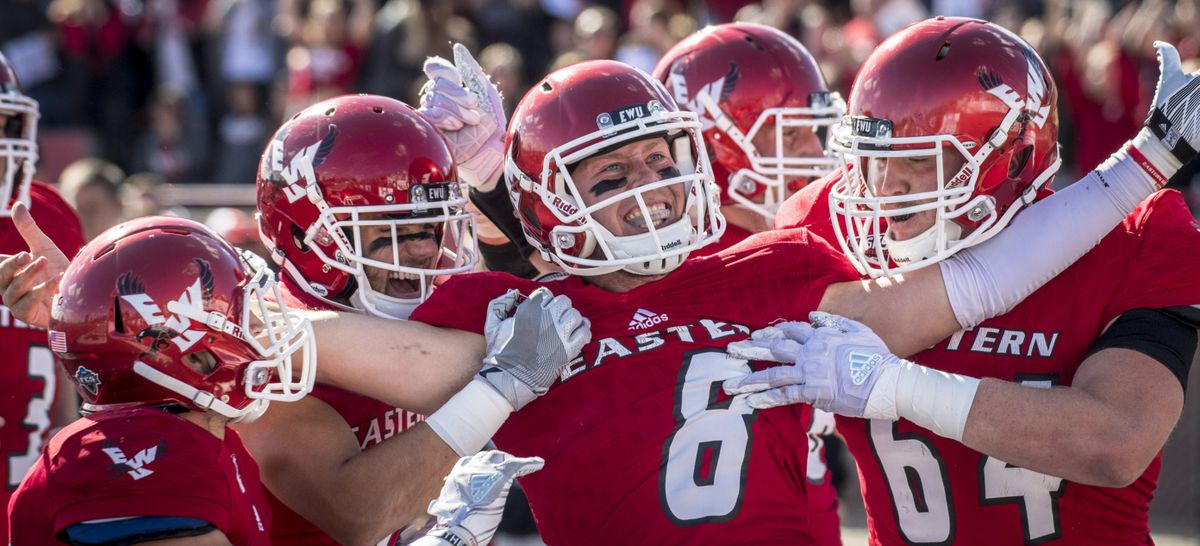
[49, 0, 147, 167]
[280, 0, 375, 116]
[58, 157, 125, 241]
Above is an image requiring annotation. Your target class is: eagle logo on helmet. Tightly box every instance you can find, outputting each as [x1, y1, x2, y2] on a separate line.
[118, 260, 216, 355]
[667, 61, 739, 131]
[978, 47, 1052, 132]
[265, 124, 340, 204]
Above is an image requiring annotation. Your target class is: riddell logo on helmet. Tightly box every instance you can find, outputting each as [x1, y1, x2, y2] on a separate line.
[548, 195, 579, 217]
[629, 308, 669, 330]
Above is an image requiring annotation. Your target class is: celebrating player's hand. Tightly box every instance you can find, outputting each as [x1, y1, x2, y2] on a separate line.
[412, 450, 544, 546]
[419, 43, 507, 192]
[0, 202, 70, 329]
[1133, 41, 1200, 182]
[723, 311, 905, 418]
[479, 287, 590, 410]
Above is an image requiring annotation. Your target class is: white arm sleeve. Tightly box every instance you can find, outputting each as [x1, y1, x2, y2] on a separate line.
[941, 129, 1175, 328]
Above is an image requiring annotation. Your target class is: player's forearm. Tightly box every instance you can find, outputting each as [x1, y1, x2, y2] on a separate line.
[320, 425, 459, 544]
[819, 268, 961, 358]
[308, 311, 485, 414]
[962, 379, 1149, 487]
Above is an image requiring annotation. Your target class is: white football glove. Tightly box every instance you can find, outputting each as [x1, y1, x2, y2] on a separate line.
[1132, 41, 1200, 183]
[419, 43, 507, 192]
[723, 312, 904, 419]
[478, 287, 590, 410]
[412, 451, 544, 546]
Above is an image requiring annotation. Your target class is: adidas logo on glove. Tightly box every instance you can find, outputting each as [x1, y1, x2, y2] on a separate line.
[628, 308, 669, 330]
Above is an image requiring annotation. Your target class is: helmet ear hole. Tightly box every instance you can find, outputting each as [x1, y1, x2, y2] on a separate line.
[1008, 145, 1033, 178]
[182, 350, 220, 375]
[290, 224, 310, 252]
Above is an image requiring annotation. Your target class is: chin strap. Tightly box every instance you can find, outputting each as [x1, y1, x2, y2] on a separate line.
[132, 361, 264, 422]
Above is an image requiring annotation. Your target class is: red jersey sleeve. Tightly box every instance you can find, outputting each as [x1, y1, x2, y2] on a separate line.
[1104, 190, 1200, 320]
[43, 409, 236, 535]
[410, 272, 535, 334]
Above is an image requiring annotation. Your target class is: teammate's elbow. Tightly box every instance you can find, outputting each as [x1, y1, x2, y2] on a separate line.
[1075, 438, 1150, 488]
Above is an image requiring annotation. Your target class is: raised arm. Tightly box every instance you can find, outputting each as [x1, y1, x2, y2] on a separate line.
[821, 42, 1198, 356]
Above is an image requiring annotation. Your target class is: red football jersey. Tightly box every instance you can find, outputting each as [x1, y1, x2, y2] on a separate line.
[778, 177, 1200, 544]
[694, 212, 843, 545]
[8, 406, 271, 544]
[263, 277, 426, 546]
[2, 181, 85, 540]
[411, 229, 858, 545]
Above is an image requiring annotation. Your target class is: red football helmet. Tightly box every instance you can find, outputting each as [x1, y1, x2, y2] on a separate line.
[256, 94, 475, 318]
[49, 216, 315, 422]
[505, 60, 723, 276]
[654, 23, 844, 223]
[829, 17, 1060, 277]
[0, 51, 38, 216]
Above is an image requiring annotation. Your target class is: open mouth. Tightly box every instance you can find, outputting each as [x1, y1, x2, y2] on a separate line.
[385, 271, 424, 299]
[623, 201, 674, 230]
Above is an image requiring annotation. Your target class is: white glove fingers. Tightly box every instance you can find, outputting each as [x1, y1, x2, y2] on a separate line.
[1154, 41, 1183, 87]
[774, 321, 816, 343]
[423, 56, 463, 85]
[744, 385, 806, 410]
[454, 43, 504, 117]
[807, 311, 848, 332]
[726, 340, 780, 363]
[567, 317, 592, 349]
[486, 289, 521, 321]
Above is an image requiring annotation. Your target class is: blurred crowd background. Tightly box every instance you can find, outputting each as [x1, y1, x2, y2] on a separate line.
[2, 0, 1197, 540]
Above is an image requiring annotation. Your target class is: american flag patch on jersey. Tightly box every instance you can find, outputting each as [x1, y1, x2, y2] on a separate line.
[48, 330, 67, 352]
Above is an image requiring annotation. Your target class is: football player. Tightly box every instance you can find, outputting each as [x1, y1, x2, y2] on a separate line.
[6, 47, 1190, 543]
[294, 43, 1182, 544]
[242, 93, 590, 545]
[8, 215, 317, 544]
[6, 214, 568, 546]
[749, 17, 1200, 545]
[651, 22, 846, 544]
[242, 94, 475, 545]
[0, 51, 86, 541]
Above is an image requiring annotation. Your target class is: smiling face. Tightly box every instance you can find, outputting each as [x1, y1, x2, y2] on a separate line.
[353, 215, 441, 300]
[865, 151, 968, 241]
[569, 136, 686, 240]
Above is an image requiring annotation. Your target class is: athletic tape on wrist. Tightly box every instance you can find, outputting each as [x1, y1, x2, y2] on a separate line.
[426, 378, 515, 457]
[894, 360, 980, 442]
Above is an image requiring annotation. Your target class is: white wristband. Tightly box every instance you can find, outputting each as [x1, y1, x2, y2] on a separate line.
[941, 141, 1164, 329]
[410, 525, 476, 546]
[426, 378, 515, 457]
[893, 360, 980, 442]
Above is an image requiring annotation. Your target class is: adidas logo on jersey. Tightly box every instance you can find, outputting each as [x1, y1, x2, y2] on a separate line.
[628, 308, 669, 330]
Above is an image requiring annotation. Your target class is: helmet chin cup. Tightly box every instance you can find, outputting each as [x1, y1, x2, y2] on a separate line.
[884, 220, 964, 266]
